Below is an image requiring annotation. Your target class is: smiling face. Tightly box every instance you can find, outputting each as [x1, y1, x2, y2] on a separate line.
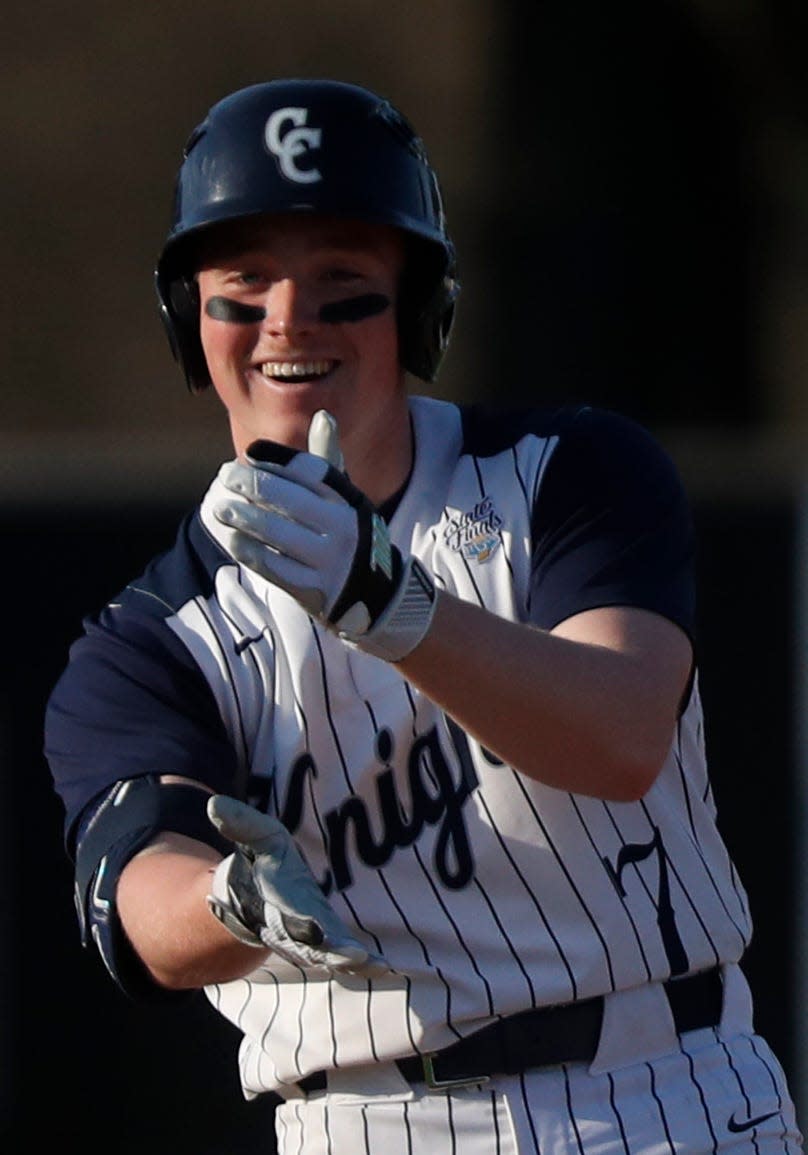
[196, 214, 412, 500]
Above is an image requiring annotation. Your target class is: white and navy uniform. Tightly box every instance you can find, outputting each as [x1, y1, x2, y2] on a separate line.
[46, 398, 802, 1153]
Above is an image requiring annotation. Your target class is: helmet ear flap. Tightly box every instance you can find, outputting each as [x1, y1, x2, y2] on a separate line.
[156, 273, 211, 393]
[170, 276, 201, 330]
[425, 271, 460, 382]
[398, 250, 460, 383]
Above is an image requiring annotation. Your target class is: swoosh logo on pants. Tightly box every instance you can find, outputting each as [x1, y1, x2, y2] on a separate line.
[728, 1110, 778, 1133]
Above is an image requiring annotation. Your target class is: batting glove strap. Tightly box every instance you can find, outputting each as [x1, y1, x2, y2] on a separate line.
[338, 555, 437, 662]
[205, 795, 390, 974]
[207, 853, 267, 949]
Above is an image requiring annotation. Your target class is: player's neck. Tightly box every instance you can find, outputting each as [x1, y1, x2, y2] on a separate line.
[345, 414, 414, 508]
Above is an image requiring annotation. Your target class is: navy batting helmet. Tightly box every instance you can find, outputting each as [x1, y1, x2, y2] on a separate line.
[155, 78, 459, 391]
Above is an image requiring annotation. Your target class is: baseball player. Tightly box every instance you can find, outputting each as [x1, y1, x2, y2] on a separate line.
[45, 79, 802, 1154]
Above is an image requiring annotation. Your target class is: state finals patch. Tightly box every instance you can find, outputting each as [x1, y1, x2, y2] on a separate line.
[443, 497, 503, 563]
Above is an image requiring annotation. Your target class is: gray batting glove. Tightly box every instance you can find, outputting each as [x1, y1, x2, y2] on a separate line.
[212, 410, 436, 663]
[206, 795, 389, 976]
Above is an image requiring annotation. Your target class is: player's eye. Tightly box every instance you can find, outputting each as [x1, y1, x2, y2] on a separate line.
[237, 271, 268, 287]
[322, 266, 365, 285]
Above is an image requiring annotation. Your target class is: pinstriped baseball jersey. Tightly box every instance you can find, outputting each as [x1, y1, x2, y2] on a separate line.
[45, 396, 753, 1101]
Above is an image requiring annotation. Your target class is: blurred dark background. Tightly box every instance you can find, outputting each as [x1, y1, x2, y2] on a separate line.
[3, 1, 808, 1150]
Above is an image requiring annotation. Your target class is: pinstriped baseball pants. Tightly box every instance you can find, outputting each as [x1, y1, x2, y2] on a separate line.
[272, 967, 803, 1154]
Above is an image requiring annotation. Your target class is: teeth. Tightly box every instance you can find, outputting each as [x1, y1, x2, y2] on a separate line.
[261, 360, 333, 379]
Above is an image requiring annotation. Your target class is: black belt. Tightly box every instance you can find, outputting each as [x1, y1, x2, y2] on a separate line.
[298, 967, 723, 1094]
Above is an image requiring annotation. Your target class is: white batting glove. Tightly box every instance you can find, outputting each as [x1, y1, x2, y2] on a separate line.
[212, 410, 436, 662]
[207, 795, 389, 975]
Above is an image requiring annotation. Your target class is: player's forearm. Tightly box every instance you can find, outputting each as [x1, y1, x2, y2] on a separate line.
[116, 833, 269, 989]
[396, 592, 690, 801]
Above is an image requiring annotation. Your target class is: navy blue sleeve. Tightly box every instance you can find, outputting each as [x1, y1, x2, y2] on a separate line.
[44, 605, 239, 853]
[529, 408, 696, 637]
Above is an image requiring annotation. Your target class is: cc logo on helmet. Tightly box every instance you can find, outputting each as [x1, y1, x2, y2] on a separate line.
[264, 107, 322, 184]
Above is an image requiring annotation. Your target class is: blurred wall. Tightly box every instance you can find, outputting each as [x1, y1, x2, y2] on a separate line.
[4, 0, 808, 1149]
[4, 1, 808, 449]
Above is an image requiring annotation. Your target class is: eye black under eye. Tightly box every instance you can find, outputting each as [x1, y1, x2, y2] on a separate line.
[206, 297, 266, 323]
[319, 293, 391, 323]
[204, 292, 391, 325]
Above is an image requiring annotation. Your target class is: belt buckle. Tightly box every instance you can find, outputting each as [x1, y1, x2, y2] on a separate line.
[422, 1053, 490, 1090]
